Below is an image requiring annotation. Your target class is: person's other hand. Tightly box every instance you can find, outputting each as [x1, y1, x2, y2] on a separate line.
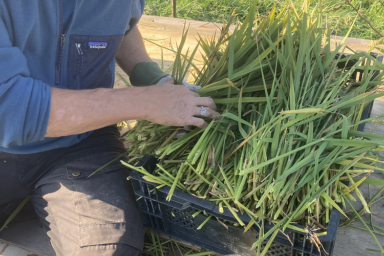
[156, 74, 202, 91]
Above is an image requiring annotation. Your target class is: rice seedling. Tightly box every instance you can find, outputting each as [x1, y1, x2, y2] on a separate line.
[125, 0, 384, 254]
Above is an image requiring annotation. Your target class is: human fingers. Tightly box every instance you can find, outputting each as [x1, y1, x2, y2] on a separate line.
[188, 117, 208, 128]
[156, 75, 173, 85]
[194, 97, 217, 111]
[182, 81, 202, 91]
[164, 77, 175, 84]
[193, 107, 220, 119]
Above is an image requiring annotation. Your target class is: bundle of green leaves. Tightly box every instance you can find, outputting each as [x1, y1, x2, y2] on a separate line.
[125, 1, 384, 254]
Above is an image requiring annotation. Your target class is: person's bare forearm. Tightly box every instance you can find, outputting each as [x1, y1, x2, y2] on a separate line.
[45, 87, 148, 137]
[46, 82, 220, 137]
[116, 26, 151, 75]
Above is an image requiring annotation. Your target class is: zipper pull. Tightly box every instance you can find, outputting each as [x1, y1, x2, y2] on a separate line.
[60, 34, 66, 47]
[75, 43, 83, 55]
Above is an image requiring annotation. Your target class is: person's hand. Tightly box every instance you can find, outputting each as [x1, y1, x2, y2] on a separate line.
[157, 74, 202, 91]
[144, 78, 220, 128]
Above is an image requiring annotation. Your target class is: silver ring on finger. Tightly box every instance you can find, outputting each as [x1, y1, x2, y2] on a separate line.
[200, 106, 207, 116]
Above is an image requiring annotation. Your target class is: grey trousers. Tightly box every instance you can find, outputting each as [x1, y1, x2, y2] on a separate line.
[0, 128, 144, 256]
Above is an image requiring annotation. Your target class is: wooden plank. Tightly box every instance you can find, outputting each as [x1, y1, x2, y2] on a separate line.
[141, 15, 235, 31]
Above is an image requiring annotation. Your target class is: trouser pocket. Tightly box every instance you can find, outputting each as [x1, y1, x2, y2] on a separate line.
[66, 152, 144, 249]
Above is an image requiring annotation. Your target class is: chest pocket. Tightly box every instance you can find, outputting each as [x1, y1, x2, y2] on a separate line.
[67, 35, 124, 90]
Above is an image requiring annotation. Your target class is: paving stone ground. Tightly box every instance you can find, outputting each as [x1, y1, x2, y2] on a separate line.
[0, 241, 40, 256]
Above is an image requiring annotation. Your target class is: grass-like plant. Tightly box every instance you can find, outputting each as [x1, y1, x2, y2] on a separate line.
[125, 1, 384, 254]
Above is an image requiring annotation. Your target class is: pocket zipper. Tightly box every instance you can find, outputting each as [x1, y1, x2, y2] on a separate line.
[75, 43, 83, 55]
[75, 43, 84, 89]
[75, 43, 84, 74]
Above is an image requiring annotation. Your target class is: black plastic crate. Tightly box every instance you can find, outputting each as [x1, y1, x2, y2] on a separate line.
[130, 52, 383, 256]
[131, 155, 341, 256]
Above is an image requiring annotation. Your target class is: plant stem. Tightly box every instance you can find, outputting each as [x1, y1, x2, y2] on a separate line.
[345, 0, 384, 37]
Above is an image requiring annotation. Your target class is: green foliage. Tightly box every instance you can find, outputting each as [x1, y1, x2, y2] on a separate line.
[130, 1, 384, 254]
[144, 0, 384, 40]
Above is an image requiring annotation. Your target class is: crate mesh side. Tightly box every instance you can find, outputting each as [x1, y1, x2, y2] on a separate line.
[167, 207, 197, 229]
[132, 171, 335, 256]
[261, 241, 291, 256]
[166, 206, 295, 256]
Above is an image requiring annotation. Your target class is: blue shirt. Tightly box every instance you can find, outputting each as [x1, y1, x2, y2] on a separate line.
[63, 0, 77, 32]
[0, 0, 144, 154]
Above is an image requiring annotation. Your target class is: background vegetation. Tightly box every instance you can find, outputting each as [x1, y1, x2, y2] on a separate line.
[144, 0, 384, 40]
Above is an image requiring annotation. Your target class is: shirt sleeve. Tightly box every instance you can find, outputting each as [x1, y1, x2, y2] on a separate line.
[0, 18, 51, 148]
[124, 0, 144, 35]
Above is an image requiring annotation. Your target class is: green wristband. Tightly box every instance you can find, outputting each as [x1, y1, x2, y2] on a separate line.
[129, 62, 168, 86]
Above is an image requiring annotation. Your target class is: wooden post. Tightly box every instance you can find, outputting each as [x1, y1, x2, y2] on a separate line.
[172, 0, 177, 18]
